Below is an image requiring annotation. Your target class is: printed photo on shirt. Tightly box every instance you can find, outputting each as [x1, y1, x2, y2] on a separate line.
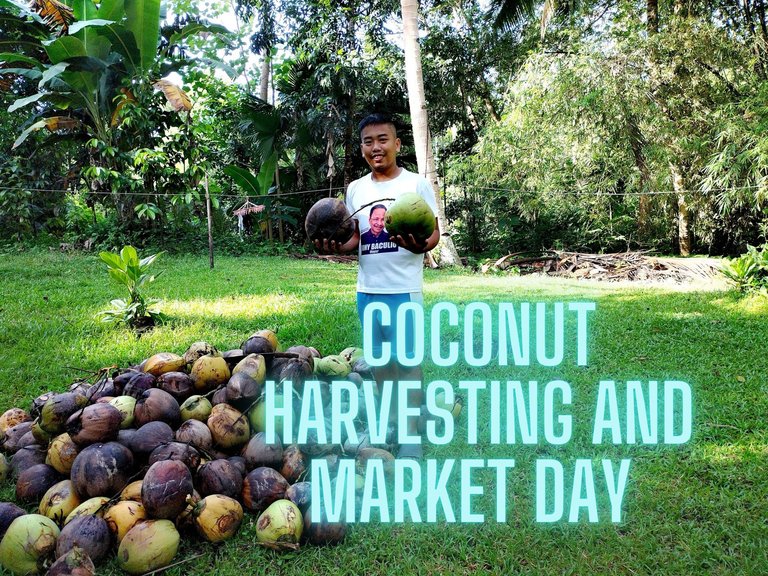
[360, 203, 398, 256]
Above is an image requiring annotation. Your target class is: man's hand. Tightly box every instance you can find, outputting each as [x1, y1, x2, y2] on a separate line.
[392, 218, 440, 254]
[313, 224, 360, 254]
[391, 233, 429, 254]
[313, 238, 347, 254]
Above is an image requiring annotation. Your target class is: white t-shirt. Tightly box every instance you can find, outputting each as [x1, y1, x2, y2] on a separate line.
[345, 169, 438, 294]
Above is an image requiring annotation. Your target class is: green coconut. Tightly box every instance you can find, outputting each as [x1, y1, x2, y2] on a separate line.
[385, 192, 435, 240]
[117, 520, 179, 575]
[255, 499, 303, 549]
[0, 514, 60, 575]
[305, 198, 355, 244]
[314, 355, 351, 378]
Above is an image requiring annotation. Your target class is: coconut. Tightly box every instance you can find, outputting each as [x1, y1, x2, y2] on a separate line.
[148, 442, 201, 471]
[385, 192, 436, 239]
[66, 403, 123, 446]
[285, 481, 312, 514]
[253, 329, 280, 352]
[1, 420, 34, 453]
[339, 346, 364, 365]
[175, 419, 213, 451]
[108, 396, 137, 429]
[70, 442, 133, 499]
[280, 444, 307, 484]
[207, 404, 250, 451]
[16, 463, 61, 503]
[255, 499, 303, 549]
[64, 496, 110, 525]
[356, 447, 395, 477]
[211, 387, 229, 406]
[0, 408, 31, 434]
[30, 420, 52, 444]
[196, 459, 243, 499]
[119, 481, 143, 502]
[247, 395, 293, 438]
[191, 494, 244, 542]
[303, 502, 347, 545]
[227, 371, 262, 405]
[117, 520, 180, 575]
[242, 335, 274, 356]
[228, 455, 247, 476]
[0, 502, 26, 541]
[279, 358, 314, 388]
[314, 355, 351, 378]
[104, 500, 147, 544]
[47, 546, 95, 576]
[30, 392, 55, 418]
[179, 395, 213, 422]
[10, 444, 47, 478]
[183, 341, 220, 366]
[55, 515, 111, 563]
[39, 479, 81, 526]
[156, 371, 195, 402]
[141, 460, 194, 519]
[232, 353, 267, 382]
[126, 421, 175, 456]
[242, 467, 289, 513]
[143, 352, 186, 376]
[112, 369, 139, 393]
[122, 372, 156, 399]
[190, 354, 230, 392]
[345, 372, 364, 387]
[39, 394, 89, 436]
[242, 431, 283, 470]
[85, 378, 118, 402]
[305, 197, 355, 244]
[133, 388, 181, 428]
[0, 514, 60, 575]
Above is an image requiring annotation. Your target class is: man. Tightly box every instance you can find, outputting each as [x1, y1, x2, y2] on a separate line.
[317, 113, 440, 459]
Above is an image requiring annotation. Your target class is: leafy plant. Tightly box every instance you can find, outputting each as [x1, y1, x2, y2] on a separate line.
[721, 243, 768, 295]
[98, 245, 167, 328]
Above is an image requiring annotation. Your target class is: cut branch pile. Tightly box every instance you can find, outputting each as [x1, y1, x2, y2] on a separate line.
[482, 250, 722, 283]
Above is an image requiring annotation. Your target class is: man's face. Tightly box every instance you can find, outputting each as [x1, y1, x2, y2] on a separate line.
[360, 123, 401, 174]
[369, 207, 386, 236]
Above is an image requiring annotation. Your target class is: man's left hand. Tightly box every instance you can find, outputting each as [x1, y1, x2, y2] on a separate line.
[392, 233, 429, 254]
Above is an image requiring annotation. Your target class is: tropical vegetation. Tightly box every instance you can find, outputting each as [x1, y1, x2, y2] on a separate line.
[1, 0, 767, 260]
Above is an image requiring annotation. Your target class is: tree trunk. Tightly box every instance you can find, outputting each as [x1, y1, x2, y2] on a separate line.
[275, 165, 284, 243]
[259, 56, 269, 102]
[670, 163, 692, 256]
[401, 0, 462, 266]
[205, 174, 214, 269]
[647, 0, 658, 34]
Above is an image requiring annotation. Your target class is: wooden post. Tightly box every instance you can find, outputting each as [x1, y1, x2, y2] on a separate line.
[205, 174, 214, 269]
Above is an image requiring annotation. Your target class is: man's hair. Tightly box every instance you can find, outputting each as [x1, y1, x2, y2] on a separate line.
[358, 113, 397, 138]
[369, 203, 387, 216]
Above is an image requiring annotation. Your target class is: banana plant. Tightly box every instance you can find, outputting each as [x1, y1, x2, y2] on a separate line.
[1, 0, 231, 147]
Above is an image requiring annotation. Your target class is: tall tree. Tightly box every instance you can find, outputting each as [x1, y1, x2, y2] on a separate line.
[400, 0, 461, 265]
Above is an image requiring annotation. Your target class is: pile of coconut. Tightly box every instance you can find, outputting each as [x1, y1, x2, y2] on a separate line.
[0, 331, 413, 575]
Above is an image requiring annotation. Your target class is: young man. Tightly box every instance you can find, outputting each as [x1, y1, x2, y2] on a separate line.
[318, 113, 440, 459]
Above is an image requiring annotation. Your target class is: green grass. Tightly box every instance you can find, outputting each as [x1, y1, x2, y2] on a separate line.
[0, 248, 766, 575]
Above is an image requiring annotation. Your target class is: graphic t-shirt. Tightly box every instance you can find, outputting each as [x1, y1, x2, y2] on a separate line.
[345, 169, 438, 294]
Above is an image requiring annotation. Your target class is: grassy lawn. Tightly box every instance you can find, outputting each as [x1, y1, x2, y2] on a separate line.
[0, 248, 766, 575]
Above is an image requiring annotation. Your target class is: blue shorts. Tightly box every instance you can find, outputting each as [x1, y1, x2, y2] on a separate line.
[357, 292, 423, 362]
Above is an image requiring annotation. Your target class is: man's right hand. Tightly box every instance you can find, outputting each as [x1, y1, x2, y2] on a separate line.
[313, 223, 360, 254]
[313, 238, 345, 254]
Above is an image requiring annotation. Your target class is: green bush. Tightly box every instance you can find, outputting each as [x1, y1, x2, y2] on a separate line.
[721, 243, 768, 295]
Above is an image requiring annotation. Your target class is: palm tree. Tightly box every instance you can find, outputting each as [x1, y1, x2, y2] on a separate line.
[400, 0, 461, 266]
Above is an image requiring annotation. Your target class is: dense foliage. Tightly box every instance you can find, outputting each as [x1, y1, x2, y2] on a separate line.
[1, 0, 767, 259]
